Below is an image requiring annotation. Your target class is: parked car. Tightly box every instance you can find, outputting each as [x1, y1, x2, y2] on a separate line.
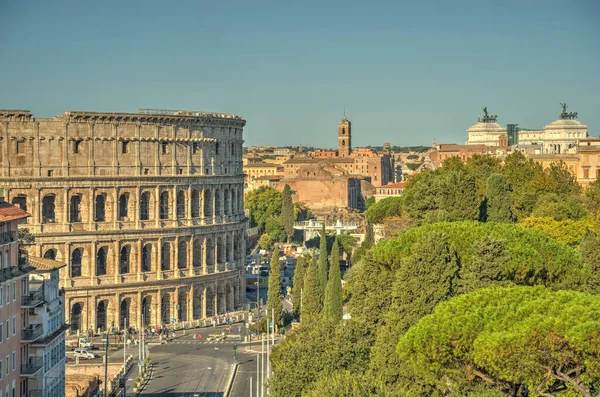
[74, 349, 98, 359]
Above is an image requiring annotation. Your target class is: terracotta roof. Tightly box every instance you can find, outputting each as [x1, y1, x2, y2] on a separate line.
[381, 182, 405, 189]
[0, 201, 31, 222]
[244, 163, 280, 168]
[28, 256, 67, 271]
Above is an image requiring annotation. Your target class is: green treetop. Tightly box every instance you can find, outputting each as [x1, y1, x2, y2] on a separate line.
[484, 173, 514, 222]
[244, 186, 282, 228]
[324, 239, 343, 323]
[317, 223, 328, 305]
[281, 184, 295, 243]
[398, 286, 600, 396]
[267, 248, 283, 327]
[292, 255, 307, 315]
[302, 255, 322, 323]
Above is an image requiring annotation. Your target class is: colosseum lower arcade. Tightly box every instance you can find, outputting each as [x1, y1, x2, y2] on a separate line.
[0, 109, 247, 334]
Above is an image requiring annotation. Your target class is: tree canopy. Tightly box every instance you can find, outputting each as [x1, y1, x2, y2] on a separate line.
[398, 286, 600, 397]
[244, 186, 282, 228]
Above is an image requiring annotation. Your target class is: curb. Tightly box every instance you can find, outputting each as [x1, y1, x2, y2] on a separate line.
[133, 363, 154, 397]
[225, 362, 239, 397]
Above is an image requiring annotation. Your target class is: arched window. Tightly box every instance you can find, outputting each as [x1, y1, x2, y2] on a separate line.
[96, 247, 107, 276]
[204, 190, 212, 217]
[42, 194, 56, 223]
[206, 238, 214, 266]
[11, 195, 27, 212]
[193, 239, 202, 268]
[191, 190, 200, 218]
[178, 240, 187, 269]
[96, 301, 107, 332]
[118, 194, 129, 220]
[342, 128, 346, 135]
[160, 191, 169, 219]
[214, 190, 222, 216]
[176, 191, 186, 218]
[71, 249, 82, 277]
[44, 249, 56, 260]
[70, 194, 82, 223]
[217, 237, 224, 263]
[95, 194, 106, 222]
[141, 244, 152, 272]
[120, 246, 130, 274]
[71, 303, 82, 332]
[119, 299, 130, 329]
[224, 189, 230, 216]
[140, 192, 150, 221]
[161, 243, 171, 270]
[342, 140, 346, 146]
[161, 294, 171, 324]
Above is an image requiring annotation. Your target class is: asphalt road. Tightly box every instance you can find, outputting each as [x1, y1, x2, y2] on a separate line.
[133, 324, 277, 397]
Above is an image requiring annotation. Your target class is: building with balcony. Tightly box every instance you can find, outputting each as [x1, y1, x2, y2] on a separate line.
[0, 190, 35, 397]
[0, 109, 247, 336]
[20, 256, 67, 397]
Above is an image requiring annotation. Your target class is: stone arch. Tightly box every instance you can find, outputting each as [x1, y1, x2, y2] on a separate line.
[141, 244, 152, 272]
[205, 287, 215, 318]
[191, 189, 201, 218]
[71, 248, 83, 278]
[234, 232, 241, 260]
[95, 193, 107, 222]
[225, 283, 233, 313]
[226, 234, 232, 262]
[231, 189, 237, 215]
[206, 238, 214, 268]
[42, 194, 56, 223]
[96, 300, 108, 332]
[71, 302, 83, 333]
[119, 298, 131, 329]
[44, 249, 57, 260]
[217, 236, 224, 264]
[161, 293, 171, 325]
[234, 281, 240, 309]
[120, 245, 131, 274]
[118, 193, 130, 220]
[96, 246, 108, 276]
[69, 194, 83, 223]
[178, 290, 188, 322]
[192, 288, 202, 319]
[214, 189, 222, 216]
[178, 240, 187, 269]
[204, 189, 213, 217]
[224, 189, 230, 216]
[161, 242, 171, 270]
[140, 192, 151, 221]
[176, 190, 186, 218]
[11, 194, 27, 212]
[141, 296, 152, 327]
[193, 239, 202, 268]
[217, 284, 226, 314]
[160, 191, 170, 219]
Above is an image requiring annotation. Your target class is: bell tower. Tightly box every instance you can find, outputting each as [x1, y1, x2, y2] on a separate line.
[338, 112, 352, 157]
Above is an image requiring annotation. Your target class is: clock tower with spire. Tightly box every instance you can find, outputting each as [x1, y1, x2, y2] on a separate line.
[338, 112, 352, 157]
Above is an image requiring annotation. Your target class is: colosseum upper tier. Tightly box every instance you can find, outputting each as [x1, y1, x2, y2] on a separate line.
[0, 109, 247, 334]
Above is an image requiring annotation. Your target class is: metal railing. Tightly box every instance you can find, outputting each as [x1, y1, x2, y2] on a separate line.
[21, 357, 43, 375]
[21, 324, 43, 342]
[21, 290, 44, 307]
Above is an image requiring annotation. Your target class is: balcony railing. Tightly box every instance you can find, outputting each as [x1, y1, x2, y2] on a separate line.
[0, 231, 16, 245]
[21, 290, 44, 308]
[21, 357, 43, 376]
[21, 324, 43, 342]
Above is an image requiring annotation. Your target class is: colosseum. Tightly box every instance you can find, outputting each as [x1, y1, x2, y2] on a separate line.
[0, 108, 247, 334]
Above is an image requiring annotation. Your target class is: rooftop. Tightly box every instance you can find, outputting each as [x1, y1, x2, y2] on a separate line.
[0, 201, 31, 222]
[28, 256, 67, 271]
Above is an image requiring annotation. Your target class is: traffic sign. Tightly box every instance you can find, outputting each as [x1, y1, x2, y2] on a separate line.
[172, 318, 177, 323]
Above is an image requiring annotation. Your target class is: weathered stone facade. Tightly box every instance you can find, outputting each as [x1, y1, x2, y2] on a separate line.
[0, 109, 247, 334]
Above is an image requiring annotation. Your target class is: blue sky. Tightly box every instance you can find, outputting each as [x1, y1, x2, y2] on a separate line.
[1, 0, 598, 147]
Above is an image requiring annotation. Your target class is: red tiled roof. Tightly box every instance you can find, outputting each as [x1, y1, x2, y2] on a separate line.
[0, 201, 30, 222]
[381, 182, 405, 189]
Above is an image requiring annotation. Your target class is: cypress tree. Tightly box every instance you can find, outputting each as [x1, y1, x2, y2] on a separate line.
[485, 173, 515, 222]
[317, 223, 328, 305]
[302, 255, 321, 322]
[266, 248, 283, 326]
[281, 184, 295, 243]
[324, 239, 343, 323]
[292, 255, 306, 315]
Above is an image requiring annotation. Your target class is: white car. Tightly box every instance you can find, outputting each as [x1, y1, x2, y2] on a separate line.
[74, 349, 97, 359]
